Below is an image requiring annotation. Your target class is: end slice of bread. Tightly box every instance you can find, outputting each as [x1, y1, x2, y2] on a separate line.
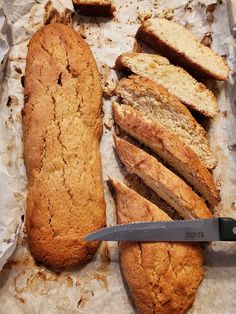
[136, 18, 230, 80]
[115, 52, 218, 117]
[73, 0, 115, 17]
[110, 177, 204, 314]
[113, 103, 220, 206]
[116, 75, 217, 169]
[114, 137, 212, 219]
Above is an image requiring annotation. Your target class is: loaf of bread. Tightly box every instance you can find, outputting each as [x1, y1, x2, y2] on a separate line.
[22, 23, 105, 268]
[110, 177, 204, 314]
[113, 103, 220, 206]
[116, 75, 217, 169]
[115, 52, 218, 117]
[73, 0, 115, 16]
[136, 18, 230, 80]
[114, 136, 212, 219]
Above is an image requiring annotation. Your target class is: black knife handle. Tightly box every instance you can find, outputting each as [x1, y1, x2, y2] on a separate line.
[219, 217, 236, 241]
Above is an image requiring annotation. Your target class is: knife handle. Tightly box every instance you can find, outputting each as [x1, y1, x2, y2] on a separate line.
[219, 217, 236, 241]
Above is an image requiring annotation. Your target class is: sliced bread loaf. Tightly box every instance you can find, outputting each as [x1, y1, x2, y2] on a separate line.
[116, 75, 217, 169]
[73, 0, 115, 17]
[115, 52, 218, 117]
[113, 103, 220, 206]
[114, 137, 212, 219]
[136, 18, 230, 80]
[110, 177, 204, 314]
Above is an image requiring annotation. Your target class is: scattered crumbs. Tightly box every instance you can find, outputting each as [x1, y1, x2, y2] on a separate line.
[231, 201, 236, 211]
[79, 21, 87, 39]
[104, 120, 113, 130]
[207, 12, 214, 24]
[6, 95, 19, 107]
[207, 3, 217, 13]
[14, 113, 22, 123]
[103, 79, 116, 97]
[184, 22, 193, 30]
[215, 175, 221, 188]
[94, 272, 108, 290]
[137, 10, 152, 22]
[66, 274, 73, 288]
[201, 32, 213, 47]
[14, 294, 25, 304]
[14, 192, 24, 202]
[161, 7, 174, 20]
[5, 115, 14, 128]
[21, 75, 25, 88]
[222, 110, 231, 117]
[7, 144, 14, 152]
[44, 0, 73, 25]
[14, 66, 22, 74]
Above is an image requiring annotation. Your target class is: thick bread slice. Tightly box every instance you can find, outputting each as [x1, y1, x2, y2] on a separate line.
[110, 177, 204, 314]
[23, 24, 105, 268]
[116, 75, 217, 169]
[136, 18, 230, 80]
[115, 52, 218, 117]
[114, 137, 212, 219]
[73, 0, 115, 17]
[113, 103, 220, 206]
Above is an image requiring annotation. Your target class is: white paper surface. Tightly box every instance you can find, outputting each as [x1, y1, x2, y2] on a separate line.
[0, 0, 236, 313]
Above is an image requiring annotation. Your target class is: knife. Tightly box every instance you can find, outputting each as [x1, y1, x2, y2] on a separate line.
[85, 217, 236, 242]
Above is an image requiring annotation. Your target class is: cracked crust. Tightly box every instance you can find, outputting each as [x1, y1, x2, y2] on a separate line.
[23, 23, 105, 268]
[113, 103, 220, 206]
[110, 178, 204, 314]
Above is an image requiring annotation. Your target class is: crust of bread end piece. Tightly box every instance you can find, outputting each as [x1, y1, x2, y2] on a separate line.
[136, 18, 230, 81]
[73, 0, 115, 17]
[110, 177, 204, 314]
[116, 75, 217, 169]
[115, 52, 219, 118]
[113, 103, 220, 206]
[113, 137, 212, 219]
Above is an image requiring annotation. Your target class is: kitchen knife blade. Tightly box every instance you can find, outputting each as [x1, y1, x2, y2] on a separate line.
[85, 218, 236, 242]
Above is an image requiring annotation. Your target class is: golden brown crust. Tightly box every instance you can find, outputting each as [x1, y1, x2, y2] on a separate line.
[110, 178, 204, 314]
[116, 75, 217, 169]
[114, 136, 212, 219]
[136, 19, 230, 81]
[23, 23, 105, 268]
[73, 0, 115, 17]
[113, 103, 220, 206]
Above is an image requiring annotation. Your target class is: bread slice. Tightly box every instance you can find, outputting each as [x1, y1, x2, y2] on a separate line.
[136, 18, 230, 80]
[116, 75, 217, 169]
[114, 137, 212, 219]
[115, 52, 218, 117]
[113, 103, 220, 206]
[73, 0, 115, 17]
[110, 177, 204, 314]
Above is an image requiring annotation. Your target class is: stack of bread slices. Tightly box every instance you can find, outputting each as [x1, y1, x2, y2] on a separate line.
[110, 18, 230, 314]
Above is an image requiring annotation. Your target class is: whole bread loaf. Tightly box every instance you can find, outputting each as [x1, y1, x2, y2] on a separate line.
[116, 75, 217, 169]
[136, 18, 230, 80]
[23, 23, 105, 268]
[110, 177, 204, 314]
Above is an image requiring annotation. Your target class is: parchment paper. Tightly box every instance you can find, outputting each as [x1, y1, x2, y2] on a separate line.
[0, 0, 236, 313]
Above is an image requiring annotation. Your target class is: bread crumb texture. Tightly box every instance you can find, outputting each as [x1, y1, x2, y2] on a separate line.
[116, 75, 217, 169]
[110, 178, 204, 314]
[23, 23, 105, 268]
[136, 18, 230, 80]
